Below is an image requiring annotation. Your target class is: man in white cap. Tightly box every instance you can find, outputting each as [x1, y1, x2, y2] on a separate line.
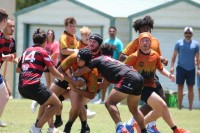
[170, 26, 200, 110]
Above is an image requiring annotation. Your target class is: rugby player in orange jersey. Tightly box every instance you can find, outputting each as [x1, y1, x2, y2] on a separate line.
[119, 16, 168, 133]
[54, 48, 98, 133]
[124, 32, 189, 133]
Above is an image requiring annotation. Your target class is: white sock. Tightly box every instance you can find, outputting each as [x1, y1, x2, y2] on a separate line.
[148, 121, 156, 127]
[116, 122, 123, 129]
[127, 117, 135, 125]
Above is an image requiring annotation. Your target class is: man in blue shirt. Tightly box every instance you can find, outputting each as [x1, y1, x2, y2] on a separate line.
[170, 26, 200, 110]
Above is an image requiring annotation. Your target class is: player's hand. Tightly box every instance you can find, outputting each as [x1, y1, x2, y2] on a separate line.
[59, 73, 64, 81]
[169, 73, 175, 82]
[161, 58, 168, 66]
[12, 57, 19, 64]
[4, 54, 14, 61]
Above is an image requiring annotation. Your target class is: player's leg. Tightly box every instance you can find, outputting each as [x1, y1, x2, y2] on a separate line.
[0, 80, 8, 127]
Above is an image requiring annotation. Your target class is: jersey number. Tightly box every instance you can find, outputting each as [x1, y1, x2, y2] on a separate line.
[22, 51, 36, 63]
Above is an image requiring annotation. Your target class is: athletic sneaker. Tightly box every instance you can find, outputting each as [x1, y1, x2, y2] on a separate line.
[0, 121, 6, 127]
[147, 125, 160, 133]
[31, 101, 39, 113]
[47, 127, 59, 133]
[80, 124, 90, 133]
[86, 109, 96, 119]
[123, 122, 134, 133]
[94, 99, 104, 104]
[173, 128, 190, 133]
[116, 125, 128, 133]
[54, 120, 63, 128]
[29, 124, 42, 133]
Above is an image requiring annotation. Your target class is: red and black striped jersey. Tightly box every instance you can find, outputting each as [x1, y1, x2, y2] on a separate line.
[18, 45, 54, 86]
[0, 31, 5, 63]
[0, 35, 16, 67]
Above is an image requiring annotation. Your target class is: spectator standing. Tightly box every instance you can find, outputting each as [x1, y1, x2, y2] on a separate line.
[95, 26, 124, 104]
[170, 26, 200, 110]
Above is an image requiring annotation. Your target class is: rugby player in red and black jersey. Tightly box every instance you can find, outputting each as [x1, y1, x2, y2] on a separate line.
[1, 18, 18, 97]
[0, 8, 14, 128]
[73, 44, 147, 133]
[16, 28, 64, 133]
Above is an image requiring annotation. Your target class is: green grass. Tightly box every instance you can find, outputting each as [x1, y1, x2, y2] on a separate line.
[1, 99, 200, 133]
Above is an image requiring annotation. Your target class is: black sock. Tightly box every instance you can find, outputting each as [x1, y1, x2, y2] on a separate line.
[141, 128, 147, 133]
[84, 105, 88, 109]
[35, 119, 39, 127]
[55, 115, 62, 121]
[63, 121, 73, 132]
[171, 126, 177, 131]
[81, 121, 87, 129]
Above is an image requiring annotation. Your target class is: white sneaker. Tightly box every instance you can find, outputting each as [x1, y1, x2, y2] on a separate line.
[94, 99, 104, 104]
[47, 127, 59, 133]
[0, 121, 7, 127]
[29, 124, 42, 133]
[31, 101, 39, 113]
[87, 109, 96, 119]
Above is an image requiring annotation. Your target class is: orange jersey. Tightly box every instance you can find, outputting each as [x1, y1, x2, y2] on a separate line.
[124, 50, 163, 88]
[60, 53, 98, 92]
[59, 31, 78, 61]
[78, 40, 88, 49]
[122, 37, 161, 56]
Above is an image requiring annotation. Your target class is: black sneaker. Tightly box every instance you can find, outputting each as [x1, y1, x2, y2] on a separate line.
[80, 124, 90, 133]
[54, 120, 63, 128]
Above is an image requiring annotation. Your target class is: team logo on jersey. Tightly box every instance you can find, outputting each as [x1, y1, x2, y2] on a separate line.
[139, 61, 144, 67]
[9, 42, 14, 48]
[22, 64, 29, 71]
[70, 41, 74, 46]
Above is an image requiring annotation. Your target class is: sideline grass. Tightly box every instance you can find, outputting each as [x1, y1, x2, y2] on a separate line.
[1, 99, 200, 133]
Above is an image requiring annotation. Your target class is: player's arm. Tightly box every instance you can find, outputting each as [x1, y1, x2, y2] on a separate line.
[61, 48, 78, 56]
[158, 67, 175, 82]
[160, 56, 168, 66]
[73, 66, 91, 77]
[70, 83, 96, 99]
[118, 53, 127, 62]
[48, 66, 64, 81]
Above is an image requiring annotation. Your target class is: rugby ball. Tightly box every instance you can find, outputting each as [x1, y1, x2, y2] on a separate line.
[73, 76, 87, 90]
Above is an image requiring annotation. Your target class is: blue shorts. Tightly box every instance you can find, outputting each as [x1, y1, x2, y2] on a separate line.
[176, 66, 195, 85]
[197, 75, 200, 88]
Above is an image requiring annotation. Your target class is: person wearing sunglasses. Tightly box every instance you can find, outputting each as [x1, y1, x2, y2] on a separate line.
[170, 26, 200, 110]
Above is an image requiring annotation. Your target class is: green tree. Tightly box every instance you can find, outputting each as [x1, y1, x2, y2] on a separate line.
[16, 0, 46, 11]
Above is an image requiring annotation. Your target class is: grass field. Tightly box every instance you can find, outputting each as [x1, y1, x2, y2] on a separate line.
[0, 99, 200, 133]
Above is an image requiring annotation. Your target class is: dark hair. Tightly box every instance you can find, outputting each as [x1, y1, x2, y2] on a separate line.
[109, 26, 117, 31]
[89, 33, 103, 46]
[0, 8, 8, 22]
[32, 28, 47, 45]
[47, 29, 55, 42]
[133, 15, 154, 32]
[64, 17, 76, 26]
[77, 48, 92, 64]
[100, 43, 116, 57]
